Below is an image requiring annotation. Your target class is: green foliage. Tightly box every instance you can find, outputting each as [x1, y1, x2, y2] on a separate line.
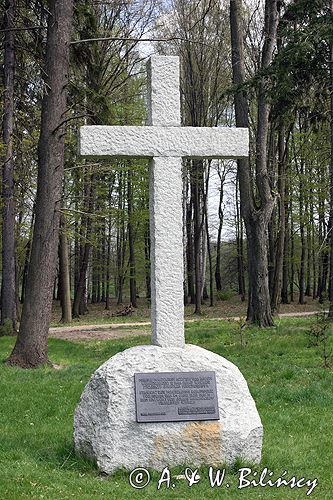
[270, 0, 333, 121]
[216, 290, 234, 301]
[306, 312, 333, 368]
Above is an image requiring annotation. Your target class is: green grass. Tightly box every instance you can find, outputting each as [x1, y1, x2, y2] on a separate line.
[0, 318, 332, 499]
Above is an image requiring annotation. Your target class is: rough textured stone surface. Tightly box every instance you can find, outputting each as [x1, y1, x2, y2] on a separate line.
[80, 125, 249, 159]
[149, 157, 184, 347]
[147, 57, 184, 348]
[147, 55, 181, 126]
[74, 345, 263, 474]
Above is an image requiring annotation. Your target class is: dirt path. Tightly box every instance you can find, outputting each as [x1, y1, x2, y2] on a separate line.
[49, 328, 150, 342]
[49, 310, 324, 342]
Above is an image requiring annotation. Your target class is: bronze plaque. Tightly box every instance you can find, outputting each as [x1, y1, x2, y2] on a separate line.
[134, 371, 219, 423]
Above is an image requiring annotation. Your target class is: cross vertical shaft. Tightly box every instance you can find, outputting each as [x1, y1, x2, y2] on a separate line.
[148, 56, 185, 348]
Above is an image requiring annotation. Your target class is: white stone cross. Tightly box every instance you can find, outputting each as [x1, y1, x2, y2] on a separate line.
[80, 56, 248, 349]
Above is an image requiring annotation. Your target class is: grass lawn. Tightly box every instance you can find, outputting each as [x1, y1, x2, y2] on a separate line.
[0, 317, 332, 499]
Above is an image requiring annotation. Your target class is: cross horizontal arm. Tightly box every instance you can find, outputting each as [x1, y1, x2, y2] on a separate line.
[80, 126, 249, 159]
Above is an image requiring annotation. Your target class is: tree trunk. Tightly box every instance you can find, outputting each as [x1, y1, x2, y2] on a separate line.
[192, 160, 203, 314]
[329, 0, 333, 317]
[105, 223, 111, 310]
[183, 164, 188, 305]
[236, 173, 246, 300]
[204, 162, 214, 307]
[144, 222, 151, 299]
[91, 245, 98, 304]
[246, 217, 274, 325]
[320, 247, 329, 303]
[239, 217, 246, 300]
[127, 165, 137, 307]
[91, 211, 100, 303]
[21, 240, 30, 304]
[290, 194, 295, 301]
[20, 208, 35, 305]
[281, 224, 289, 303]
[59, 214, 72, 323]
[101, 221, 106, 303]
[304, 146, 312, 298]
[267, 130, 277, 299]
[305, 224, 311, 296]
[318, 194, 328, 303]
[268, 217, 275, 298]
[105, 185, 112, 310]
[305, 154, 312, 297]
[116, 170, 126, 305]
[1, 0, 17, 334]
[7, 0, 74, 367]
[298, 143, 306, 305]
[230, 0, 277, 326]
[74, 220, 79, 293]
[205, 215, 214, 307]
[281, 178, 289, 304]
[310, 186, 317, 299]
[186, 198, 195, 303]
[271, 125, 288, 311]
[201, 211, 208, 301]
[72, 173, 94, 317]
[215, 165, 225, 291]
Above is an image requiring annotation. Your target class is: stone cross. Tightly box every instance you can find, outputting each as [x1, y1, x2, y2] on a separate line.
[80, 56, 248, 349]
[75, 58, 262, 474]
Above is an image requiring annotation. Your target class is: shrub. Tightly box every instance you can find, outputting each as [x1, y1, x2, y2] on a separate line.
[307, 312, 332, 368]
[216, 290, 233, 301]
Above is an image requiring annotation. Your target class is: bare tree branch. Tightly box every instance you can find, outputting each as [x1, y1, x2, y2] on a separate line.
[70, 36, 213, 47]
[0, 26, 45, 32]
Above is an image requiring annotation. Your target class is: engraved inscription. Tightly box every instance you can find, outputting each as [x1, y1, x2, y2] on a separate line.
[134, 371, 219, 423]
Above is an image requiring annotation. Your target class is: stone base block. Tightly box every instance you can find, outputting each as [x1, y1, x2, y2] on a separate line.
[74, 344, 263, 474]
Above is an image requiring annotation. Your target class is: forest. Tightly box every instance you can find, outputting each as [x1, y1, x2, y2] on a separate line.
[1, 0, 333, 367]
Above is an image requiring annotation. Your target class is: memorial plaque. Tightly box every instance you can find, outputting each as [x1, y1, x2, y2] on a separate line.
[134, 371, 219, 423]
